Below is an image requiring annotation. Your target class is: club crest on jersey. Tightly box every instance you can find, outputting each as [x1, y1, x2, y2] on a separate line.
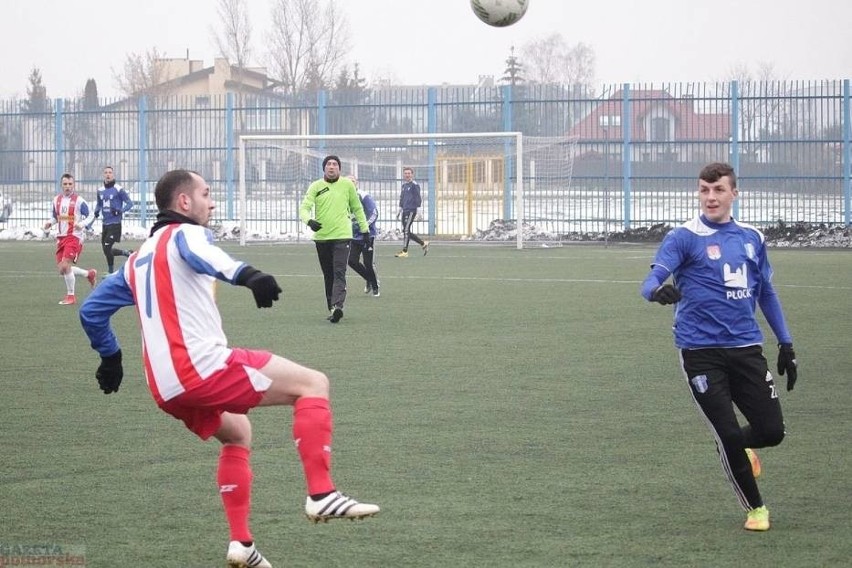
[744, 243, 756, 259]
[691, 374, 709, 394]
[706, 245, 721, 260]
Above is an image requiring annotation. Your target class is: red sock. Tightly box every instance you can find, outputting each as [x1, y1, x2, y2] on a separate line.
[217, 444, 253, 542]
[293, 397, 335, 495]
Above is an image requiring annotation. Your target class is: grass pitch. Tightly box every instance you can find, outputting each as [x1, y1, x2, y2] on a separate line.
[0, 240, 850, 567]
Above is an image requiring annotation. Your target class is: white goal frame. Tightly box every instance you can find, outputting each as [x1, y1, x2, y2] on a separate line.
[238, 132, 525, 248]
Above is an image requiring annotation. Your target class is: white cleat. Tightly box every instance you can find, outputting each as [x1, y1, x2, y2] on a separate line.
[226, 541, 272, 568]
[305, 491, 380, 523]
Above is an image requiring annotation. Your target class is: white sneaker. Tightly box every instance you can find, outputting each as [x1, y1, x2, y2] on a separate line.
[364, 283, 371, 294]
[305, 491, 380, 523]
[226, 541, 272, 568]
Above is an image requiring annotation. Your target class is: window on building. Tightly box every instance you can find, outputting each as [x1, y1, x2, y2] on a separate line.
[650, 117, 671, 142]
[599, 115, 621, 127]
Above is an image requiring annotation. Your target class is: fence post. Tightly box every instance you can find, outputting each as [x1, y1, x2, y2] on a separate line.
[730, 80, 740, 219]
[427, 86, 437, 235]
[225, 92, 235, 220]
[137, 96, 149, 228]
[317, 90, 327, 150]
[502, 84, 514, 222]
[844, 79, 851, 227]
[54, 98, 64, 192]
[621, 84, 632, 230]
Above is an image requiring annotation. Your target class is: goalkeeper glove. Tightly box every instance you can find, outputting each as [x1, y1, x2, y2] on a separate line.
[777, 343, 798, 391]
[96, 350, 123, 394]
[650, 283, 682, 305]
[362, 234, 373, 251]
[237, 265, 282, 308]
[307, 219, 322, 232]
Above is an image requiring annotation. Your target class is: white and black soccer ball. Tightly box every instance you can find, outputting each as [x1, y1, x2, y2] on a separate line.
[470, 0, 529, 27]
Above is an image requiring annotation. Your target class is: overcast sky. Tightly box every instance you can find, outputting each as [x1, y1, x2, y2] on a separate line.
[3, 0, 850, 99]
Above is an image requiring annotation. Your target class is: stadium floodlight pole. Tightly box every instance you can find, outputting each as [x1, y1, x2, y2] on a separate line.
[237, 132, 524, 248]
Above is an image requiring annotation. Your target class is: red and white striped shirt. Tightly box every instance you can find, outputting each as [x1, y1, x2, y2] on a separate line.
[51, 193, 94, 241]
[124, 223, 246, 403]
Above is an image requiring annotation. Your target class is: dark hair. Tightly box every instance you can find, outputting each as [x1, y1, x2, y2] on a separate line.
[154, 169, 199, 210]
[61, 173, 74, 181]
[699, 162, 737, 188]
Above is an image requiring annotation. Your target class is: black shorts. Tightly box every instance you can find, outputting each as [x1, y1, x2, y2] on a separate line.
[101, 223, 123, 245]
[680, 345, 782, 428]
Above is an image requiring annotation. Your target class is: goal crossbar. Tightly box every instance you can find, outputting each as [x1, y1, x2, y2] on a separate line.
[237, 132, 524, 248]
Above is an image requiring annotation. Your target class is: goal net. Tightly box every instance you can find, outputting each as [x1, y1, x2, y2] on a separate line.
[237, 133, 578, 248]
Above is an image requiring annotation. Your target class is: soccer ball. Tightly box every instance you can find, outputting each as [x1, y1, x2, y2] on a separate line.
[470, 0, 529, 27]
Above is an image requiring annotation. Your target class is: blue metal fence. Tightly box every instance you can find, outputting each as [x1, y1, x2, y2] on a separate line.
[0, 80, 849, 238]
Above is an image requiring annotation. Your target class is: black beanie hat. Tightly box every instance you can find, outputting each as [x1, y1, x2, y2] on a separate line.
[322, 155, 341, 169]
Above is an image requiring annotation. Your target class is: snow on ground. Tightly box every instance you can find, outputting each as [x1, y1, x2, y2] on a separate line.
[1, 219, 850, 248]
[465, 219, 852, 248]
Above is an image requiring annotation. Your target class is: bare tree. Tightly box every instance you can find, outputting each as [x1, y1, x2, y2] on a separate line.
[211, 0, 253, 84]
[211, 0, 254, 132]
[520, 33, 596, 90]
[113, 47, 181, 178]
[728, 61, 788, 162]
[113, 47, 173, 97]
[562, 42, 595, 89]
[267, 0, 349, 94]
[519, 34, 562, 84]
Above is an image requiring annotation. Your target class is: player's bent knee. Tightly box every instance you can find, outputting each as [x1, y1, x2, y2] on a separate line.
[306, 370, 330, 396]
[214, 413, 252, 446]
[762, 426, 785, 447]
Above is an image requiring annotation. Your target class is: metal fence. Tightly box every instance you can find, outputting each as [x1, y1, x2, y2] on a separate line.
[0, 80, 849, 238]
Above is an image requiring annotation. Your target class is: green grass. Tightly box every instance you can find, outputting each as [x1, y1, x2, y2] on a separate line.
[0, 240, 850, 567]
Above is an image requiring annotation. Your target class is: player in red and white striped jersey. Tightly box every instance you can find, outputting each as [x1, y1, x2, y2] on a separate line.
[79, 170, 378, 567]
[43, 173, 97, 305]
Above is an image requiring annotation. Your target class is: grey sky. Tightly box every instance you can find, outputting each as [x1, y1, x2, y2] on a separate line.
[3, 0, 850, 99]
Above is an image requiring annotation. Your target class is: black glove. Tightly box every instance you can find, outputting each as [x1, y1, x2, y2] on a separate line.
[651, 283, 682, 305]
[361, 234, 373, 251]
[777, 343, 798, 391]
[96, 350, 123, 394]
[307, 219, 322, 232]
[237, 265, 282, 308]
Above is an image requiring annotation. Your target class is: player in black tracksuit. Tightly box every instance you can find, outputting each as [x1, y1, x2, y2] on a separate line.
[395, 166, 429, 257]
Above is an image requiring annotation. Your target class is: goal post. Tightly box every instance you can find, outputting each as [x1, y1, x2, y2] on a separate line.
[237, 132, 526, 248]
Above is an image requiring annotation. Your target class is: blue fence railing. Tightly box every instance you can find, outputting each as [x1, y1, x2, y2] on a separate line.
[0, 80, 849, 237]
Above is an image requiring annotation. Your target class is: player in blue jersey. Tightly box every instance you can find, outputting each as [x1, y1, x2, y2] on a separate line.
[90, 166, 134, 274]
[641, 162, 798, 532]
[346, 175, 381, 297]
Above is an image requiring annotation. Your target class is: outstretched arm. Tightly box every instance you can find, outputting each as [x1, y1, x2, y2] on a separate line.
[79, 273, 135, 357]
[80, 272, 135, 395]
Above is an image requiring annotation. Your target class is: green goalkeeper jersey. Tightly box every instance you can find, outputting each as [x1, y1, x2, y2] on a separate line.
[299, 176, 369, 240]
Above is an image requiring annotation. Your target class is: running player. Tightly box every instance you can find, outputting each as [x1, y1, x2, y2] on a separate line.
[641, 161, 798, 532]
[44, 173, 97, 305]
